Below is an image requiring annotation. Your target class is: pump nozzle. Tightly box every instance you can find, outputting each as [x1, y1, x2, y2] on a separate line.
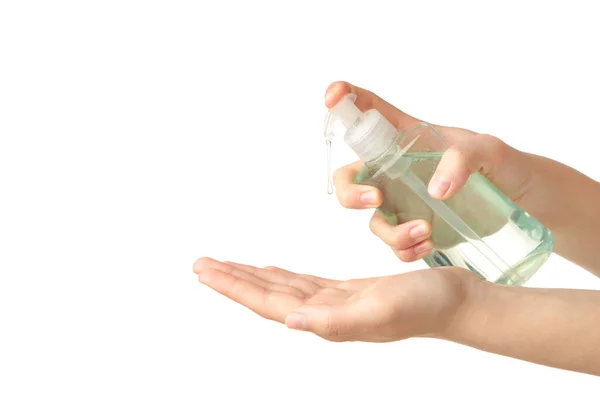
[323, 93, 360, 140]
[323, 93, 363, 194]
[323, 93, 399, 195]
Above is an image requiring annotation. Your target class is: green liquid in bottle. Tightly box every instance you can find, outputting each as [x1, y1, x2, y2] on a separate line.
[356, 152, 554, 285]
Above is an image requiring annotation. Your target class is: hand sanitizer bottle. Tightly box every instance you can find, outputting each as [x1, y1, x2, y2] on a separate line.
[323, 93, 554, 285]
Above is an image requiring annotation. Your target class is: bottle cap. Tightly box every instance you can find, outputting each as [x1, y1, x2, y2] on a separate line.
[324, 93, 398, 162]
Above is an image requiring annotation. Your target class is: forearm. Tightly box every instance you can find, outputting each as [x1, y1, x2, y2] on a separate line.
[442, 278, 600, 376]
[523, 153, 600, 276]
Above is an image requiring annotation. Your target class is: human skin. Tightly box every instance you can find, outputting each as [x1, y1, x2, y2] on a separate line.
[194, 82, 600, 376]
[325, 81, 600, 277]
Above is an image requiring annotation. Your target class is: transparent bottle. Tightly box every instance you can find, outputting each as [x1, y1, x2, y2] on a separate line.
[324, 94, 554, 285]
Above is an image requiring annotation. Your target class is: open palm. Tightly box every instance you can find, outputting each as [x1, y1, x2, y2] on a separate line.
[194, 257, 472, 342]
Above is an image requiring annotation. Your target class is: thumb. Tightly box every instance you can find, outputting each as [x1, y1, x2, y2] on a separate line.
[427, 134, 512, 200]
[285, 303, 364, 339]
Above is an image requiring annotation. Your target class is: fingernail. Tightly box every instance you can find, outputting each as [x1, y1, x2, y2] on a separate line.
[428, 177, 450, 198]
[285, 313, 307, 330]
[360, 190, 378, 205]
[414, 240, 433, 255]
[409, 223, 429, 239]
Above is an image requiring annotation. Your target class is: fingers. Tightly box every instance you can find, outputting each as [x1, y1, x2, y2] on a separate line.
[285, 303, 361, 338]
[262, 265, 341, 289]
[333, 161, 382, 209]
[394, 239, 434, 262]
[223, 261, 326, 295]
[285, 300, 385, 340]
[369, 212, 433, 261]
[223, 261, 294, 285]
[195, 258, 306, 298]
[325, 81, 418, 208]
[237, 263, 321, 296]
[325, 81, 420, 130]
[194, 257, 338, 295]
[197, 265, 303, 323]
[428, 134, 512, 200]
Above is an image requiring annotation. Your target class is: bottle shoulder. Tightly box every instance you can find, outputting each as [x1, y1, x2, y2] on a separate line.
[354, 151, 444, 185]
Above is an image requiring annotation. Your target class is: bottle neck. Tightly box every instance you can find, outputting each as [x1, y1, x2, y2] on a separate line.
[345, 110, 403, 166]
[362, 131, 402, 167]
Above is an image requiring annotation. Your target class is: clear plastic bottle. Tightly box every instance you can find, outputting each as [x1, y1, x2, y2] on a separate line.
[324, 93, 554, 285]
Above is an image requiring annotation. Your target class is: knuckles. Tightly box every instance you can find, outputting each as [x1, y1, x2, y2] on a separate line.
[445, 133, 511, 173]
[476, 133, 510, 166]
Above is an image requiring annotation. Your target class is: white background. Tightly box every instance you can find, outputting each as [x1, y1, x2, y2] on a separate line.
[1, 0, 600, 397]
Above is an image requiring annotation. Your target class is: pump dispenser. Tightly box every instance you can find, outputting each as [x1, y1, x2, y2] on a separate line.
[324, 93, 399, 162]
[323, 94, 555, 286]
[324, 93, 410, 195]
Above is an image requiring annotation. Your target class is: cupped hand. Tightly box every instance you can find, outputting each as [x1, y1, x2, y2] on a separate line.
[326, 81, 536, 262]
[194, 257, 478, 342]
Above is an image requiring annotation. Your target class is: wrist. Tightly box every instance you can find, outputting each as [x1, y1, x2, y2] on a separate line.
[518, 153, 559, 227]
[523, 153, 600, 272]
[425, 269, 600, 375]
[435, 269, 493, 342]
[523, 152, 600, 232]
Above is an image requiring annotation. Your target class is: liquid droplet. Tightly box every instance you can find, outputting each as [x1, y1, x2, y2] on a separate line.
[326, 139, 333, 195]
